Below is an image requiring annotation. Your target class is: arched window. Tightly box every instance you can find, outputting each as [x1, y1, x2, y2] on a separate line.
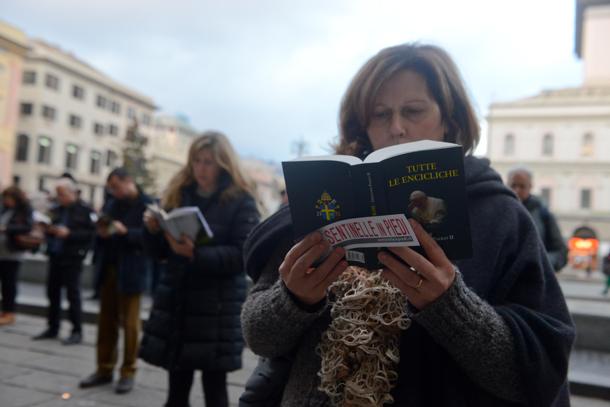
[90, 151, 102, 175]
[581, 132, 594, 156]
[65, 143, 79, 170]
[542, 133, 553, 156]
[37, 136, 53, 165]
[503, 133, 515, 155]
[15, 134, 29, 162]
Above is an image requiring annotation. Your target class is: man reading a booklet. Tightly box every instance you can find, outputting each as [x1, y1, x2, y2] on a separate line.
[240, 43, 574, 407]
[79, 168, 153, 395]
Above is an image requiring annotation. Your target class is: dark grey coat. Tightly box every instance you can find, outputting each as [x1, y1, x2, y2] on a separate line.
[140, 182, 260, 372]
[241, 156, 575, 406]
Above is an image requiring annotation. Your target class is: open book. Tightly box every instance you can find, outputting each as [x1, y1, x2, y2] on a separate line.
[147, 204, 214, 242]
[282, 140, 472, 268]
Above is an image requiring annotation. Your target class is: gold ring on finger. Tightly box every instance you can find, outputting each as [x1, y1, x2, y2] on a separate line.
[415, 278, 423, 289]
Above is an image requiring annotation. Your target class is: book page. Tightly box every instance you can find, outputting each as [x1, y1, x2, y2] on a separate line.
[364, 140, 457, 163]
[287, 154, 362, 165]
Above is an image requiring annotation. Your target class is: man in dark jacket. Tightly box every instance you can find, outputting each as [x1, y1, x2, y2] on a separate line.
[508, 167, 568, 272]
[32, 175, 95, 345]
[79, 168, 152, 394]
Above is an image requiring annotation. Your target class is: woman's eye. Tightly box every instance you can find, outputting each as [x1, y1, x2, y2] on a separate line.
[373, 111, 390, 120]
[402, 108, 424, 117]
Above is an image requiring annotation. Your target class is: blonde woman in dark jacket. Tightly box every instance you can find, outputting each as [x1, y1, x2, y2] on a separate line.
[141, 131, 260, 407]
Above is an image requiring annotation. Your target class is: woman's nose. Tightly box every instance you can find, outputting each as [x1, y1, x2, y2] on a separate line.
[389, 114, 406, 139]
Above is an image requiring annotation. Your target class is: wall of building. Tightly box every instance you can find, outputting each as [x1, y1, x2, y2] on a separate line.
[0, 22, 28, 188]
[11, 40, 156, 209]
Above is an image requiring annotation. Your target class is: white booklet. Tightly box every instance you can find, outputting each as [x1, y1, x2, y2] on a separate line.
[147, 204, 214, 242]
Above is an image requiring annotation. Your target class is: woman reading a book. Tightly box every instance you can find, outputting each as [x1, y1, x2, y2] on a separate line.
[240, 43, 574, 406]
[141, 131, 260, 407]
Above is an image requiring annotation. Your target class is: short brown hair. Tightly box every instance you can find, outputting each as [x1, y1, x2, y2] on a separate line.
[337, 43, 479, 158]
[2, 186, 29, 209]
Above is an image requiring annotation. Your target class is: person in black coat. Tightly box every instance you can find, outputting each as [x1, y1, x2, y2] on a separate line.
[32, 176, 95, 344]
[0, 186, 34, 326]
[141, 131, 260, 407]
[507, 167, 568, 272]
[79, 168, 153, 394]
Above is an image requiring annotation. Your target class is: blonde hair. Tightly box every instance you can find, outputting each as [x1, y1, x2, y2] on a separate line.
[162, 131, 257, 209]
[337, 43, 480, 158]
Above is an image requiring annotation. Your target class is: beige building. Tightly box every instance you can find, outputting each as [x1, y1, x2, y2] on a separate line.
[12, 36, 156, 209]
[149, 114, 198, 197]
[487, 0, 610, 244]
[0, 21, 29, 188]
[241, 158, 284, 218]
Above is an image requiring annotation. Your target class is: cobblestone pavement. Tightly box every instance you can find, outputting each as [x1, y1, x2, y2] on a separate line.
[0, 314, 256, 407]
[1, 312, 610, 406]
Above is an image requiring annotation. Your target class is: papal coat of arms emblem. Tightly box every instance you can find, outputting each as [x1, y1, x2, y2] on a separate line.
[316, 191, 341, 222]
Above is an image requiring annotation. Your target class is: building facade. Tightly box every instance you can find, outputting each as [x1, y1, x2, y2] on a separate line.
[487, 0, 610, 247]
[12, 38, 156, 209]
[0, 21, 28, 188]
[149, 114, 198, 197]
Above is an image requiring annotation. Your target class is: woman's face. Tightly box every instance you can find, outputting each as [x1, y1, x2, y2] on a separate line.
[366, 70, 445, 151]
[192, 148, 221, 192]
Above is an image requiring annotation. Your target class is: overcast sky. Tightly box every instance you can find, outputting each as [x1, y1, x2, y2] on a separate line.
[3, 0, 582, 162]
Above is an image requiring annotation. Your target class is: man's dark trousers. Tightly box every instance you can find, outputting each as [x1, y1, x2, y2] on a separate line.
[46, 256, 83, 334]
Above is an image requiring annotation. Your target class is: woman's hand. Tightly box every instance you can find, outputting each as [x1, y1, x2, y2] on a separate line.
[279, 232, 348, 306]
[165, 232, 194, 260]
[48, 225, 70, 239]
[379, 219, 456, 310]
[112, 221, 128, 236]
[143, 210, 161, 234]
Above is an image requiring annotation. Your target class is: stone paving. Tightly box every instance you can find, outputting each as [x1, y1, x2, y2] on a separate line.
[0, 314, 256, 407]
[1, 314, 610, 406]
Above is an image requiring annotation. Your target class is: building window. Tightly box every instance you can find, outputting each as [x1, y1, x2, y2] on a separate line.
[20, 103, 33, 116]
[69, 114, 82, 129]
[72, 85, 85, 100]
[542, 133, 553, 156]
[581, 132, 594, 156]
[106, 150, 118, 167]
[38, 176, 46, 192]
[540, 187, 551, 207]
[15, 134, 30, 162]
[45, 73, 59, 90]
[580, 189, 592, 209]
[96, 95, 107, 109]
[110, 101, 121, 114]
[108, 124, 119, 136]
[42, 105, 56, 121]
[93, 122, 104, 136]
[503, 133, 515, 155]
[22, 71, 36, 85]
[65, 143, 79, 170]
[37, 136, 53, 165]
[141, 113, 151, 126]
[13, 175, 21, 186]
[127, 107, 136, 119]
[90, 150, 102, 175]
[89, 185, 96, 204]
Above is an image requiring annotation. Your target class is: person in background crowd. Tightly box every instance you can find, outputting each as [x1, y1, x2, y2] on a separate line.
[602, 249, 610, 296]
[240, 43, 574, 406]
[32, 176, 95, 344]
[79, 168, 152, 394]
[89, 187, 114, 301]
[507, 167, 568, 272]
[0, 186, 34, 326]
[141, 131, 260, 407]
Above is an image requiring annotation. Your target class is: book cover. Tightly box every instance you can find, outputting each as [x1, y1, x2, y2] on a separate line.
[147, 204, 214, 244]
[282, 140, 472, 268]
